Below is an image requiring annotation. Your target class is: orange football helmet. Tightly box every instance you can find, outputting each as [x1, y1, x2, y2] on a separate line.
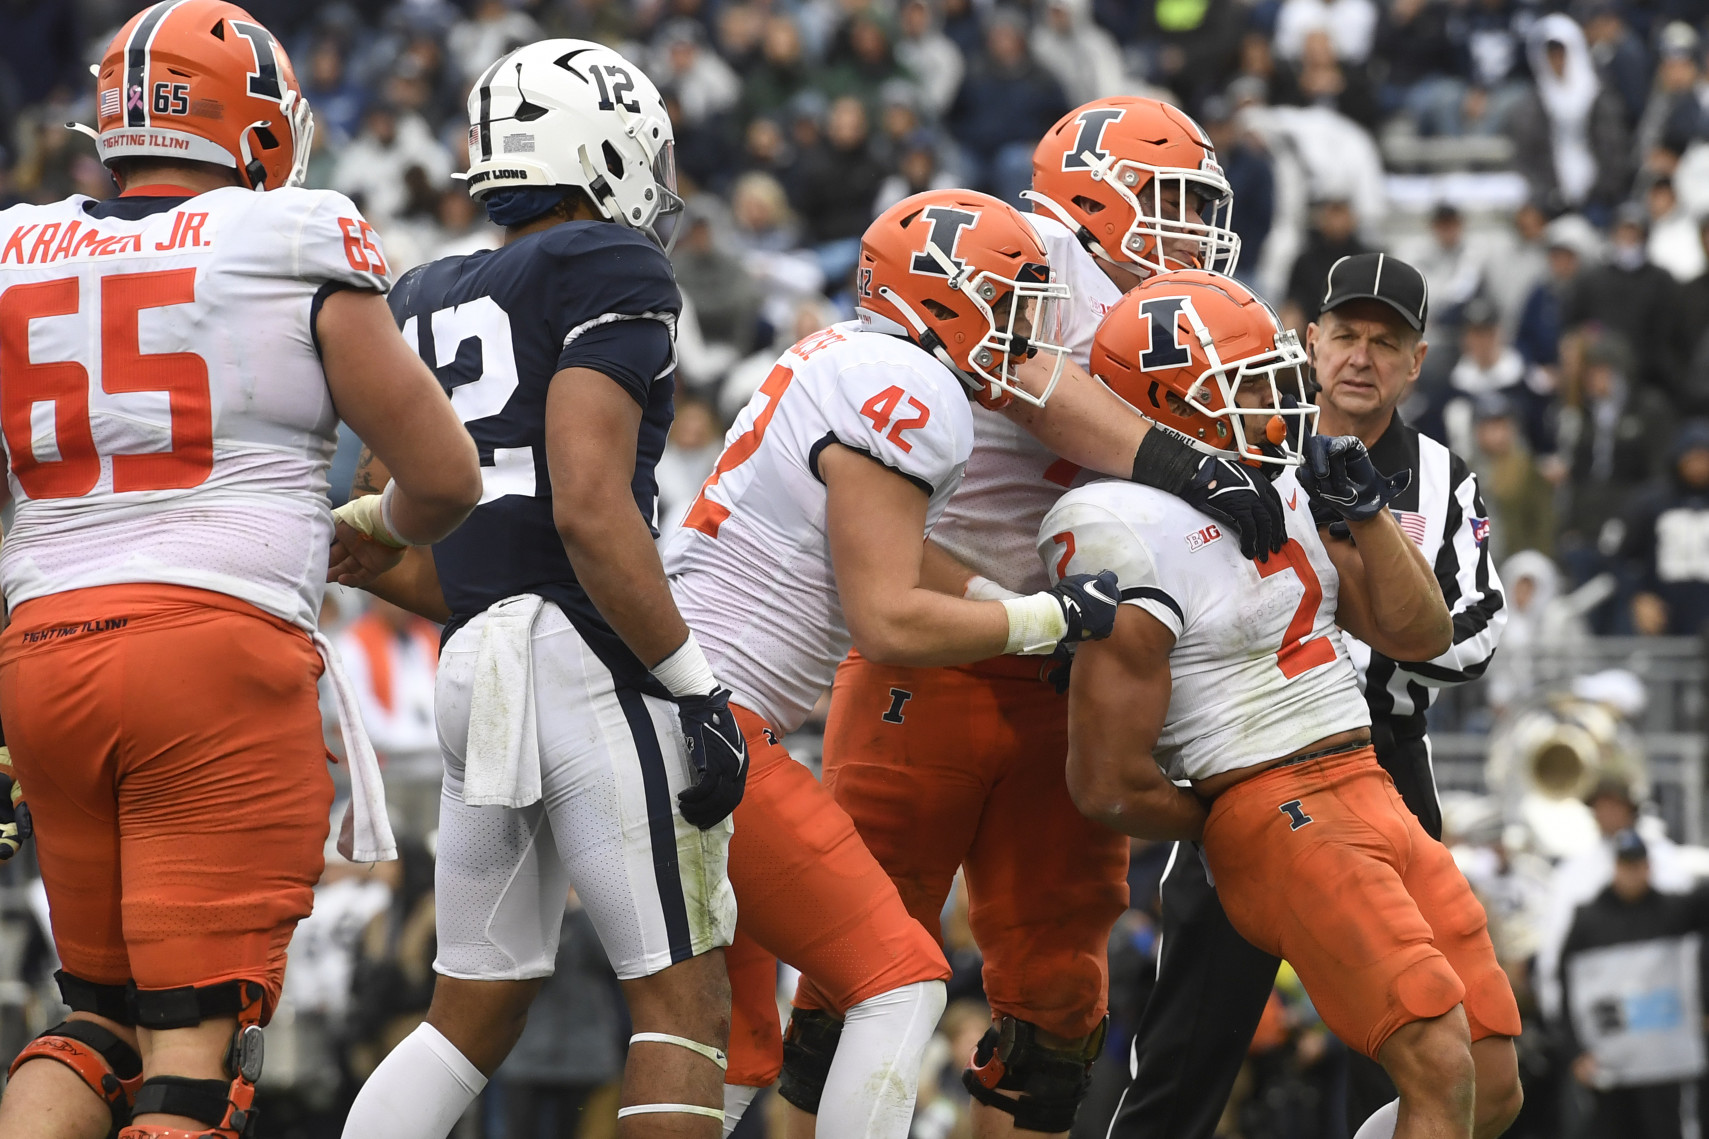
[1091, 270, 1315, 468]
[73, 0, 311, 191]
[856, 189, 1070, 410]
[1029, 97, 1238, 277]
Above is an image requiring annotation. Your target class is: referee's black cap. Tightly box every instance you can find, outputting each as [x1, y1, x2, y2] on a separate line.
[1321, 252, 1429, 332]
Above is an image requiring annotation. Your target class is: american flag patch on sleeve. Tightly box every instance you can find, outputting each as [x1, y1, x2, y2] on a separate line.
[1393, 509, 1428, 547]
[100, 88, 122, 119]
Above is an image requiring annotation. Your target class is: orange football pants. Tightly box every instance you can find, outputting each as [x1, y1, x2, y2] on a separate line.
[724, 703, 951, 1087]
[795, 653, 1130, 1041]
[0, 584, 335, 1023]
[1203, 747, 1522, 1058]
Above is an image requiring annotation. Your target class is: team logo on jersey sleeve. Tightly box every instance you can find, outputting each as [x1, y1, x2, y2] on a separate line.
[1469, 516, 1490, 547]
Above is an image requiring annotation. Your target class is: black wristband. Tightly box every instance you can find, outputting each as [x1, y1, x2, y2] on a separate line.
[1130, 425, 1201, 495]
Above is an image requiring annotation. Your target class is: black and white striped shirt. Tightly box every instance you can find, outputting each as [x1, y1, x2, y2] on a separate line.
[1343, 414, 1507, 728]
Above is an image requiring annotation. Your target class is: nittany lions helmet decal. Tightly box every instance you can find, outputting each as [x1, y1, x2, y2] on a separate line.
[1029, 97, 1239, 277]
[462, 39, 682, 247]
[74, 0, 312, 190]
[1092, 270, 1315, 467]
[857, 189, 1071, 411]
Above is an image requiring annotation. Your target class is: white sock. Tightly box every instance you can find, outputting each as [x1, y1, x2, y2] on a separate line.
[340, 1023, 488, 1139]
[817, 980, 947, 1139]
[722, 1083, 763, 1137]
[1353, 1098, 1399, 1139]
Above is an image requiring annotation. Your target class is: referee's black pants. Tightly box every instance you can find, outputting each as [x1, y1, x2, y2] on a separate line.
[1106, 720, 1441, 1139]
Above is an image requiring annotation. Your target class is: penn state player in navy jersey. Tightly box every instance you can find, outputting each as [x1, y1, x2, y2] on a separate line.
[331, 42, 744, 1137]
[389, 217, 678, 690]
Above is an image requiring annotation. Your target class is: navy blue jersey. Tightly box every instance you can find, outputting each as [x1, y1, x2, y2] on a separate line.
[388, 220, 679, 693]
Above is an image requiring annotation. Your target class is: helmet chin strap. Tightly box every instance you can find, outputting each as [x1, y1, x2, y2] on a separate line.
[1023, 188, 1125, 266]
[575, 143, 625, 224]
[875, 284, 984, 396]
[284, 91, 314, 188]
[238, 120, 271, 189]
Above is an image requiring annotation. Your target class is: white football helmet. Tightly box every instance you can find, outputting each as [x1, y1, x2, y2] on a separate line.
[462, 39, 682, 246]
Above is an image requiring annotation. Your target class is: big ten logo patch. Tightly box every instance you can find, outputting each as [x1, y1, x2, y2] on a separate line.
[1185, 523, 1222, 552]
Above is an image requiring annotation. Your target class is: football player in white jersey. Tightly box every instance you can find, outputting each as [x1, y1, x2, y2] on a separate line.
[1048, 272, 1524, 1139]
[661, 187, 1127, 1138]
[0, 4, 481, 1138]
[787, 96, 1254, 1137]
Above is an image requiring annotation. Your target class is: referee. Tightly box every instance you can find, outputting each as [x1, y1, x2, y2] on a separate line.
[1107, 253, 1508, 1138]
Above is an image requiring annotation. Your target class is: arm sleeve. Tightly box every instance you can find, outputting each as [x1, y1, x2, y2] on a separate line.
[815, 360, 966, 496]
[1039, 495, 1186, 638]
[558, 317, 675, 407]
[1391, 462, 1506, 684]
[287, 189, 393, 293]
[546, 229, 681, 405]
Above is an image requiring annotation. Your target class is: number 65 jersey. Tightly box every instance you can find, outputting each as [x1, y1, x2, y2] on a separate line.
[1039, 471, 1369, 782]
[0, 186, 389, 630]
[664, 322, 974, 733]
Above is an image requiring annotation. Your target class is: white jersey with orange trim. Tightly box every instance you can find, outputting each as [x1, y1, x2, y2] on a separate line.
[0, 185, 391, 630]
[663, 321, 975, 732]
[927, 212, 1126, 595]
[1040, 471, 1370, 781]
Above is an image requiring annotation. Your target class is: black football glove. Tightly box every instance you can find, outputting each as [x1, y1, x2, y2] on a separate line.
[1296, 434, 1412, 523]
[1132, 426, 1286, 562]
[675, 688, 749, 830]
[1051, 570, 1121, 643]
[0, 747, 32, 861]
[1044, 641, 1077, 694]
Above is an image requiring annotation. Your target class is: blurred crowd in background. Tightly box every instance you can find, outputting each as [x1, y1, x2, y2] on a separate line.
[6, 0, 1709, 1135]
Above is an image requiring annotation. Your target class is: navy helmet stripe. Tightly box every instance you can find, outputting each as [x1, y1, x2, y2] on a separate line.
[473, 57, 505, 162]
[124, 2, 181, 129]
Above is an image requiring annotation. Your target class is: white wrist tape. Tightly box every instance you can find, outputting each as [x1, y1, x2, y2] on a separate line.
[651, 634, 720, 698]
[333, 486, 409, 548]
[1001, 592, 1068, 656]
[964, 574, 1022, 602]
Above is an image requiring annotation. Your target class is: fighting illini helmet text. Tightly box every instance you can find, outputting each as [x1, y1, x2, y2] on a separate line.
[1091, 271, 1315, 468]
[75, 0, 312, 191]
[1030, 97, 1238, 277]
[857, 189, 1071, 410]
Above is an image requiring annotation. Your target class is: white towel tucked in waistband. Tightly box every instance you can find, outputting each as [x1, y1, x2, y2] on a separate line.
[313, 630, 399, 863]
[462, 594, 546, 808]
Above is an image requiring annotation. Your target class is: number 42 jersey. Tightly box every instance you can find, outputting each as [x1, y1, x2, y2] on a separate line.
[664, 322, 974, 733]
[1040, 471, 1370, 781]
[0, 187, 390, 630]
